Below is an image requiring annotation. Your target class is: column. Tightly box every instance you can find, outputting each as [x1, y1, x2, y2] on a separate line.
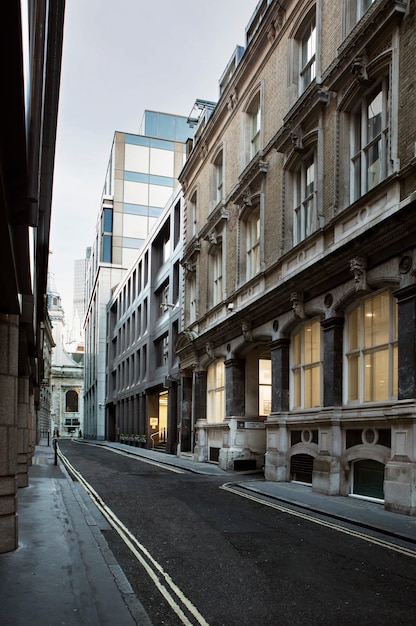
[394, 284, 416, 400]
[0, 314, 19, 552]
[321, 316, 344, 407]
[270, 338, 290, 412]
[180, 375, 192, 452]
[224, 358, 245, 417]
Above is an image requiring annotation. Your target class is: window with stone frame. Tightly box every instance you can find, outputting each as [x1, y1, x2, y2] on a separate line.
[189, 188, 198, 238]
[350, 77, 390, 202]
[344, 0, 375, 35]
[212, 149, 224, 208]
[207, 360, 225, 423]
[292, 149, 317, 245]
[291, 318, 322, 409]
[299, 13, 316, 93]
[65, 390, 79, 412]
[208, 236, 223, 308]
[345, 290, 398, 403]
[248, 91, 261, 161]
[240, 206, 260, 282]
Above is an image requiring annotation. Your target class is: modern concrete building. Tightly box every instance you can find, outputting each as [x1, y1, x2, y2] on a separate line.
[48, 277, 84, 438]
[105, 187, 183, 453]
[177, 0, 416, 515]
[0, 0, 65, 552]
[84, 111, 190, 440]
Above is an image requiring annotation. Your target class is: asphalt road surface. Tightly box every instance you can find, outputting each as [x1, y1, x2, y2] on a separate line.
[58, 440, 416, 626]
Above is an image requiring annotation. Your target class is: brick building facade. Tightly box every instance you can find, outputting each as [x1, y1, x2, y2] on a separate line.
[176, 0, 416, 514]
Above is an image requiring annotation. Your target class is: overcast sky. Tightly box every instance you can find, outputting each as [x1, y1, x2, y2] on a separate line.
[49, 0, 257, 324]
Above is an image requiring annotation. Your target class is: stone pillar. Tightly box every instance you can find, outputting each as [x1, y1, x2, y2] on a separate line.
[17, 374, 30, 487]
[270, 338, 290, 412]
[194, 370, 207, 422]
[0, 314, 19, 553]
[193, 370, 207, 461]
[384, 286, 416, 515]
[321, 317, 344, 407]
[180, 375, 192, 452]
[167, 383, 178, 455]
[394, 284, 416, 400]
[224, 358, 245, 417]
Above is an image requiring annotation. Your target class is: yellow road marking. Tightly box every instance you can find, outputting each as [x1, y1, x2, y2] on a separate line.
[220, 483, 416, 559]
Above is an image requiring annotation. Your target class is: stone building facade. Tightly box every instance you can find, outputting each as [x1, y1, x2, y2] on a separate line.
[0, 1, 65, 552]
[177, 0, 416, 514]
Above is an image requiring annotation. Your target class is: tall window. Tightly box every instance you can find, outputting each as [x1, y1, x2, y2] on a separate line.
[346, 290, 398, 403]
[291, 318, 322, 409]
[351, 79, 389, 201]
[190, 189, 198, 237]
[65, 390, 79, 412]
[213, 150, 224, 206]
[248, 92, 261, 160]
[345, 0, 375, 33]
[245, 210, 260, 280]
[209, 245, 223, 307]
[101, 207, 113, 263]
[259, 359, 271, 417]
[300, 15, 316, 93]
[207, 360, 225, 423]
[294, 152, 316, 245]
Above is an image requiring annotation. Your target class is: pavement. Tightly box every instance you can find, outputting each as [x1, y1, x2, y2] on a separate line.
[0, 439, 415, 626]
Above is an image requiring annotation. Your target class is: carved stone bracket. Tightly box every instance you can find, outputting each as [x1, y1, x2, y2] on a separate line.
[290, 292, 306, 319]
[349, 256, 368, 291]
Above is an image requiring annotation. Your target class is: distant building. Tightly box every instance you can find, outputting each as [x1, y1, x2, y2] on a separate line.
[105, 187, 183, 452]
[48, 276, 84, 438]
[67, 249, 90, 349]
[84, 111, 191, 440]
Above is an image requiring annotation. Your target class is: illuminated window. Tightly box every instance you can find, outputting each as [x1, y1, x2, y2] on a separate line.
[259, 359, 271, 416]
[207, 361, 225, 423]
[346, 290, 398, 403]
[291, 319, 322, 409]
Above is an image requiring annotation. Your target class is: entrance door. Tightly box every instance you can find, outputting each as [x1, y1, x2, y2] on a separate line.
[148, 391, 168, 448]
[353, 459, 384, 500]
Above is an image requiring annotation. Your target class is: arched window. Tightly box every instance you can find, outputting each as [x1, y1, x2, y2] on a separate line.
[66, 390, 78, 413]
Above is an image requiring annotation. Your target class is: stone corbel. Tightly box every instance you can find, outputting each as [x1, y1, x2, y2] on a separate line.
[290, 128, 305, 153]
[199, 140, 208, 160]
[349, 256, 368, 292]
[242, 319, 253, 342]
[227, 88, 238, 111]
[290, 292, 306, 319]
[351, 56, 370, 86]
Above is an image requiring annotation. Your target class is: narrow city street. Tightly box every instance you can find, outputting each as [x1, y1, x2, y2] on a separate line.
[58, 440, 416, 626]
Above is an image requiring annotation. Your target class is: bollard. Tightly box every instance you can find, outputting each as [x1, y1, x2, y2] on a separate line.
[53, 438, 58, 465]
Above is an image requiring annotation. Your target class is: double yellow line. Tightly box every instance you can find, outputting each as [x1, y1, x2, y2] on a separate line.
[221, 483, 416, 559]
[58, 446, 208, 626]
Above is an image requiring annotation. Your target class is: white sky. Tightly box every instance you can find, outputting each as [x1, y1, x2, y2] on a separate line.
[49, 0, 257, 324]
